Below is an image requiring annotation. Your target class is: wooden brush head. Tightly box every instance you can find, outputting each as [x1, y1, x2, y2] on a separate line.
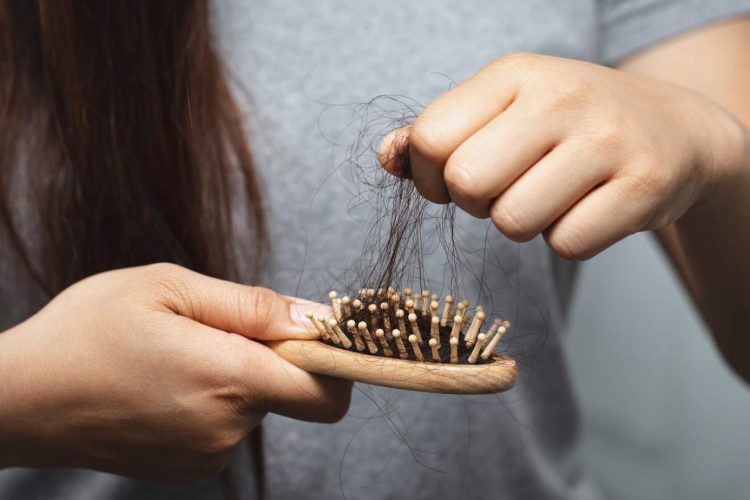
[270, 288, 517, 395]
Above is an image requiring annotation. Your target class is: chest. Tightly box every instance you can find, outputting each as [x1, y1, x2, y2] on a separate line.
[213, 0, 580, 311]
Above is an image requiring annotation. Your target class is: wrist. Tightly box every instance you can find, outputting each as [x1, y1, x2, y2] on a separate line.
[0, 322, 67, 469]
[0, 327, 31, 467]
[688, 105, 750, 218]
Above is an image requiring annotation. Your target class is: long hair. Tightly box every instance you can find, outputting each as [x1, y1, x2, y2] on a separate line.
[0, 0, 266, 296]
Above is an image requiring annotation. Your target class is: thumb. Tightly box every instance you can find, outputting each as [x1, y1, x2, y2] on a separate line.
[149, 264, 331, 341]
[378, 126, 412, 178]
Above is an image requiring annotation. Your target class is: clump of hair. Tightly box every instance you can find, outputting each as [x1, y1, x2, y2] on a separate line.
[337, 96, 459, 295]
[316, 287, 511, 365]
[310, 94, 535, 366]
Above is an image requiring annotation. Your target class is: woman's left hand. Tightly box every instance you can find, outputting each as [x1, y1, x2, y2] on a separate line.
[380, 53, 748, 260]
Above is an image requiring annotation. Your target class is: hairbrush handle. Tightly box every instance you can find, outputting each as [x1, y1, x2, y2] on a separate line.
[267, 339, 517, 395]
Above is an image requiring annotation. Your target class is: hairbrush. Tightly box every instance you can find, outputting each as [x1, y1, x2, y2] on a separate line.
[269, 288, 517, 394]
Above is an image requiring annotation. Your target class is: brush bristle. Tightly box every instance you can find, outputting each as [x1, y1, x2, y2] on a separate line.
[314, 288, 510, 365]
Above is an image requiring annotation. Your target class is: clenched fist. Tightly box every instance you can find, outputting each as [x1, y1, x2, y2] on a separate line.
[381, 53, 747, 260]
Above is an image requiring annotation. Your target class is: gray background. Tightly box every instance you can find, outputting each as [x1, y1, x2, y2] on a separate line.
[564, 233, 750, 500]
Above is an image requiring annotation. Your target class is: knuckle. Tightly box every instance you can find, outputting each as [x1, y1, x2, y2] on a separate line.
[522, 96, 553, 120]
[547, 79, 587, 109]
[443, 158, 486, 201]
[218, 366, 256, 415]
[627, 166, 666, 196]
[491, 202, 535, 241]
[627, 199, 663, 233]
[145, 262, 185, 290]
[244, 286, 278, 335]
[198, 435, 232, 457]
[409, 117, 452, 164]
[648, 207, 674, 231]
[228, 355, 271, 414]
[493, 51, 540, 72]
[318, 388, 353, 423]
[193, 426, 245, 459]
[146, 262, 183, 278]
[546, 225, 593, 261]
[143, 263, 193, 308]
[308, 379, 353, 423]
[157, 424, 241, 481]
[587, 109, 629, 152]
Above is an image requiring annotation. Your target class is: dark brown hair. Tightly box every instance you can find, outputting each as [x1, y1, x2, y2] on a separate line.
[0, 0, 266, 297]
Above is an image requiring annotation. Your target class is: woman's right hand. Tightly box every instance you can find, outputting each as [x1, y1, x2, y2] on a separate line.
[0, 263, 351, 482]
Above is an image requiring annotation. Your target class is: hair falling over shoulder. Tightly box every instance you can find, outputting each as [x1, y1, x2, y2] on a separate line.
[0, 0, 267, 296]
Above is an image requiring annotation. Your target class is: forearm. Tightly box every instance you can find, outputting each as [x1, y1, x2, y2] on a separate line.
[0, 319, 75, 470]
[0, 324, 49, 468]
[659, 130, 750, 381]
[617, 18, 750, 382]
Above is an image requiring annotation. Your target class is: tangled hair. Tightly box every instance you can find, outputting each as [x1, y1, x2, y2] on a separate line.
[1, 3, 537, 499]
[315, 93, 540, 366]
[0, 0, 267, 297]
[330, 95, 467, 301]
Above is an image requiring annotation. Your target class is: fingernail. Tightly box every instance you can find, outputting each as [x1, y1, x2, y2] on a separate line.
[289, 301, 332, 336]
[282, 295, 315, 304]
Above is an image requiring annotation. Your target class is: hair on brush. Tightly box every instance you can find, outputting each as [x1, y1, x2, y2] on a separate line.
[269, 97, 517, 394]
[270, 287, 515, 394]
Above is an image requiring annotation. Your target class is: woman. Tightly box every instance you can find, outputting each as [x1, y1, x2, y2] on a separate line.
[1, 0, 749, 499]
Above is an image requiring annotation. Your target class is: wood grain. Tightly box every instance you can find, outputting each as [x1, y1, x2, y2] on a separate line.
[268, 339, 517, 394]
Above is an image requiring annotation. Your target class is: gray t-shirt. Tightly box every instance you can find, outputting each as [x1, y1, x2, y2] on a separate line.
[2, 1, 749, 499]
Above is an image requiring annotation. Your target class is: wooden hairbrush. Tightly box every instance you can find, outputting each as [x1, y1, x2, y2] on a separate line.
[269, 288, 517, 394]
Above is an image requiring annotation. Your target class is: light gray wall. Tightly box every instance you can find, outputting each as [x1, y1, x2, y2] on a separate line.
[564, 233, 750, 500]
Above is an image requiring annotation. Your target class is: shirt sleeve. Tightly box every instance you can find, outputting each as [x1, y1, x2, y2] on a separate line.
[599, 0, 750, 65]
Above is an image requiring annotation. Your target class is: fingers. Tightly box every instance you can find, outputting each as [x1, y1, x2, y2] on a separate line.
[150, 270, 351, 423]
[382, 97, 549, 211]
[489, 142, 613, 241]
[544, 178, 654, 260]
[379, 57, 560, 214]
[163, 314, 352, 424]
[379, 127, 411, 178]
[444, 100, 563, 217]
[403, 61, 520, 203]
[147, 264, 330, 341]
[237, 340, 352, 423]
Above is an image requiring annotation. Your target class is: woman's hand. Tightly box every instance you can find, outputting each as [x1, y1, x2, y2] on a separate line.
[0, 263, 351, 481]
[380, 53, 749, 260]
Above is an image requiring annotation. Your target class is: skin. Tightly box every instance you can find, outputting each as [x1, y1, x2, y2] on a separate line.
[380, 18, 750, 384]
[618, 18, 750, 387]
[1, 16, 749, 485]
[0, 263, 352, 481]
